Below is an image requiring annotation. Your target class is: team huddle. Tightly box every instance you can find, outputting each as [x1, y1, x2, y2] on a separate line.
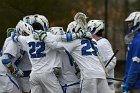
[0, 12, 117, 93]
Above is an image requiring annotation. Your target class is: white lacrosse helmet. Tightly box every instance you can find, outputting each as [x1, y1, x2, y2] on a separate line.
[125, 12, 140, 27]
[124, 12, 140, 44]
[16, 20, 33, 36]
[23, 14, 49, 31]
[66, 20, 84, 33]
[87, 20, 104, 35]
[50, 27, 65, 35]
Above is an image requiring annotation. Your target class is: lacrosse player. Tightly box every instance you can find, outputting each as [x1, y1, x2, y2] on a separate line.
[50, 27, 80, 93]
[0, 28, 23, 93]
[3, 28, 31, 93]
[14, 28, 32, 93]
[13, 14, 88, 93]
[87, 20, 117, 93]
[0, 57, 21, 93]
[123, 12, 140, 93]
[34, 13, 112, 93]
[12, 19, 64, 93]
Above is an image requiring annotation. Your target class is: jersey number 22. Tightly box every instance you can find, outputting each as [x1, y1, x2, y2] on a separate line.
[28, 42, 46, 58]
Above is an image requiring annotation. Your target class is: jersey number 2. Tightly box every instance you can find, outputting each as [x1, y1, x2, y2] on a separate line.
[28, 42, 46, 58]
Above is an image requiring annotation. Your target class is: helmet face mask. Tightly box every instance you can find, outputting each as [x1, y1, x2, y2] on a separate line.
[22, 31, 30, 36]
[126, 21, 133, 30]
[16, 20, 33, 36]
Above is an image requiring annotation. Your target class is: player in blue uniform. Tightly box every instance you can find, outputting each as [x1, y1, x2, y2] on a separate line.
[123, 12, 140, 93]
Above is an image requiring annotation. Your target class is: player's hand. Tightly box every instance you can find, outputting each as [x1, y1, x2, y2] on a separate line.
[122, 84, 129, 93]
[82, 31, 92, 39]
[33, 31, 40, 40]
[11, 31, 18, 42]
[33, 30, 47, 41]
[53, 67, 61, 77]
[13, 67, 24, 77]
[77, 29, 92, 39]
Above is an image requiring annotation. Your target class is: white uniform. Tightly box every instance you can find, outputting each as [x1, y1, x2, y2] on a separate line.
[0, 37, 21, 93]
[96, 38, 116, 93]
[43, 33, 112, 93]
[58, 50, 80, 93]
[3, 37, 32, 92]
[16, 35, 63, 93]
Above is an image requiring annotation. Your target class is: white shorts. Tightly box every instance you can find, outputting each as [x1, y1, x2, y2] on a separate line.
[16, 77, 30, 92]
[108, 81, 115, 93]
[0, 74, 21, 93]
[29, 72, 63, 93]
[80, 78, 113, 93]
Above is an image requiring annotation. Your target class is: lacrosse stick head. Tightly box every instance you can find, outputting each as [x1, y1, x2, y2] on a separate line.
[74, 12, 88, 29]
[6, 28, 15, 37]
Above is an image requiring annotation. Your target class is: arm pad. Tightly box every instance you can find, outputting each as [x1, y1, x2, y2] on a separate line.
[2, 53, 12, 67]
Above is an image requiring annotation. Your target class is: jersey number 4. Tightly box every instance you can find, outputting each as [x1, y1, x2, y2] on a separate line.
[81, 40, 98, 56]
[28, 42, 46, 58]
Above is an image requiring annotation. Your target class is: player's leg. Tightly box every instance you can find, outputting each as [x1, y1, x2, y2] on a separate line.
[0, 74, 21, 93]
[108, 82, 115, 93]
[97, 78, 113, 93]
[80, 78, 97, 93]
[29, 73, 43, 93]
[11, 84, 22, 93]
[66, 84, 80, 93]
[107, 70, 115, 93]
[40, 72, 63, 93]
[30, 84, 42, 93]
[16, 77, 30, 93]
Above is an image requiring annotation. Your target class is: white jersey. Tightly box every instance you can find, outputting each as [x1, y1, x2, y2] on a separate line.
[0, 57, 10, 75]
[96, 38, 116, 90]
[53, 50, 62, 68]
[17, 52, 32, 71]
[43, 34, 106, 79]
[58, 50, 79, 85]
[2, 37, 31, 71]
[16, 34, 61, 73]
[96, 38, 116, 74]
[1, 37, 19, 75]
[2, 37, 18, 57]
[0, 38, 21, 93]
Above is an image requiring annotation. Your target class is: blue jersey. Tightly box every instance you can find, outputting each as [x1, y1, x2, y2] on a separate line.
[125, 32, 140, 89]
